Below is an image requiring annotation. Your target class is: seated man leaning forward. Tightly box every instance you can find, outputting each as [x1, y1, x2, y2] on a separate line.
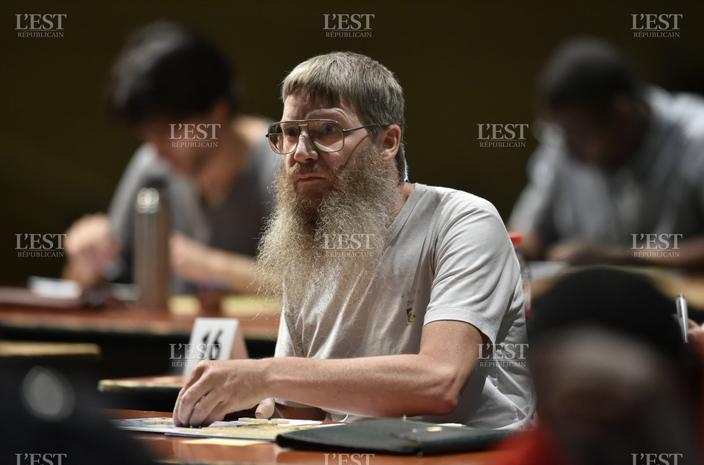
[173, 52, 534, 429]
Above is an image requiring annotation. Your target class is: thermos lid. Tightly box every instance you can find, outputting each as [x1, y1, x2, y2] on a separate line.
[136, 187, 161, 214]
[509, 231, 523, 248]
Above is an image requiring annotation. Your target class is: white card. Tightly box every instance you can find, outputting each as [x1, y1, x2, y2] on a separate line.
[183, 318, 247, 376]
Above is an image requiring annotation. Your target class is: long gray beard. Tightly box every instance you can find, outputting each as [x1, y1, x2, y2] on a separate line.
[257, 144, 401, 308]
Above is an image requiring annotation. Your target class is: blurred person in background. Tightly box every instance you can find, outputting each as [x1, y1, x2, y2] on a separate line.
[494, 267, 703, 465]
[510, 38, 704, 269]
[64, 21, 279, 294]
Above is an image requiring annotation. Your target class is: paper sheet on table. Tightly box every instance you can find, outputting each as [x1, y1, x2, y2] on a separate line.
[527, 261, 567, 281]
[182, 438, 268, 446]
[113, 417, 325, 441]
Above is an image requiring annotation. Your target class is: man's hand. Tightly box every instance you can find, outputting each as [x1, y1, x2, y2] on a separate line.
[173, 359, 269, 426]
[64, 213, 120, 288]
[255, 397, 276, 419]
[547, 241, 629, 265]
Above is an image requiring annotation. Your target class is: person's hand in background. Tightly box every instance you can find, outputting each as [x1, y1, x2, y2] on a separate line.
[548, 238, 704, 270]
[170, 233, 259, 293]
[64, 213, 120, 288]
[546, 241, 630, 265]
[170, 233, 222, 285]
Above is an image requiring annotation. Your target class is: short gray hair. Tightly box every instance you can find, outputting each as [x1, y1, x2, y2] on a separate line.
[281, 51, 408, 182]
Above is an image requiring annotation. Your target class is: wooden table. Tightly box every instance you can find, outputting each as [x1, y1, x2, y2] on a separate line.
[99, 375, 183, 411]
[110, 410, 505, 465]
[0, 296, 280, 340]
[0, 299, 280, 378]
[0, 340, 100, 358]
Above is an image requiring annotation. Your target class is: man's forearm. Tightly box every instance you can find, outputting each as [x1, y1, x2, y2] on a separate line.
[633, 237, 704, 270]
[172, 321, 481, 426]
[544, 237, 704, 270]
[261, 354, 471, 418]
[521, 231, 548, 261]
[209, 250, 260, 293]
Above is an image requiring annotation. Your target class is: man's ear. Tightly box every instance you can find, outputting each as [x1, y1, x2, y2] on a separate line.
[379, 124, 402, 161]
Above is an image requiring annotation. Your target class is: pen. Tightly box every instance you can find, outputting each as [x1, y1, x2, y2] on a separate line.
[676, 294, 689, 343]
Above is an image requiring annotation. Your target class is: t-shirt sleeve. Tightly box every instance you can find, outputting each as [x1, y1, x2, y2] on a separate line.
[424, 195, 523, 346]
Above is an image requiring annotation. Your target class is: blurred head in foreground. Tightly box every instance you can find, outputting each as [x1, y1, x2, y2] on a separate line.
[0, 362, 155, 465]
[539, 38, 649, 168]
[107, 21, 237, 175]
[529, 267, 702, 465]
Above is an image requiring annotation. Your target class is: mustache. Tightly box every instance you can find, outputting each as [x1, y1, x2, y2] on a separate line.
[287, 161, 330, 177]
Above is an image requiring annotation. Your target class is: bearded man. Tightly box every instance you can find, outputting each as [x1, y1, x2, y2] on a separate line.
[173, 52, 534, 429]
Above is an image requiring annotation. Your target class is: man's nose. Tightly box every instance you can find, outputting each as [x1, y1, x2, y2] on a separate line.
[291, 130, 318, 165]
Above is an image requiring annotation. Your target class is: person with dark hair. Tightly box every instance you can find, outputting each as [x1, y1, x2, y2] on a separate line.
[493, 267, 704, 465]
[64, 21, 279, 293]
[510, 38, 704, 269]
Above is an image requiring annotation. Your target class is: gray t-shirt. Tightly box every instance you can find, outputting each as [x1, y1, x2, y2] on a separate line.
[510, 87, 704, 246]
[274, 184, 535, 429]
[107, 138, 280, 292]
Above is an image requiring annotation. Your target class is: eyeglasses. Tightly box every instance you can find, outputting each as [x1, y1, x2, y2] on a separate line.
[265, 119, 386, 155]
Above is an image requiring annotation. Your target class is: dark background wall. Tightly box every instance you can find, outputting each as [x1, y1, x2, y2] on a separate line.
[2, 0, 703, 284]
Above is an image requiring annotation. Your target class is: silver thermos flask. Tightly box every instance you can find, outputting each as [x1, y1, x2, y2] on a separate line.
[133, 176, 171, 310]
